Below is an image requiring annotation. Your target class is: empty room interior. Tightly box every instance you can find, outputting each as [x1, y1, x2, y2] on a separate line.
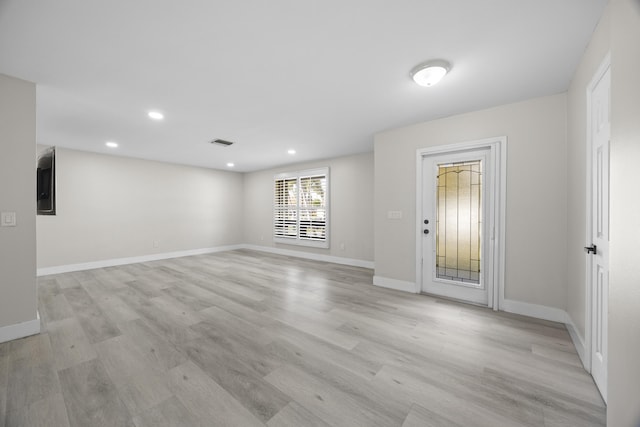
[1, 1, 639, 426]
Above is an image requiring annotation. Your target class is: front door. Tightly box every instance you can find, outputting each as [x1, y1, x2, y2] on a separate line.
[588, 64, 610, 402]
[422, 149, 491, 306]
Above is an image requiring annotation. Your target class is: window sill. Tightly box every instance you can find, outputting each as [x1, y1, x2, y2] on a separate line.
[274, 237, 329, 249]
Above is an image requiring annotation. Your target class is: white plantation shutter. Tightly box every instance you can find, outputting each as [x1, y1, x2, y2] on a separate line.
[273, 177, 298, 238]
[299, 173, 327, 241]
[274, 168, 329, 248]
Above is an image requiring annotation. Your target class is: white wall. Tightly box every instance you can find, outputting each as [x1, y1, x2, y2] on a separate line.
[608, 0, 640, 424]
[37, 148, 374, 270]
[565, 2, 611, 354]
[0, 73, 38, 337]
[243, 152, 374, 263]
[374, 94, 568, 309]
[37, 147, 244, 269]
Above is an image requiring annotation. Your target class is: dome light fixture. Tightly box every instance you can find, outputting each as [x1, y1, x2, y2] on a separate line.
[410, 60, 451, 87]
[148, 111, 164, 120]
[105, 141, 118, 148]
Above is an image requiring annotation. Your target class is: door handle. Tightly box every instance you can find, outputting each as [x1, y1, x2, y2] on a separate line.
[584, 244, 597, 255]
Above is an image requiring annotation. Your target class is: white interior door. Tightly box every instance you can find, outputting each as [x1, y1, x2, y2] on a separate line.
[422, 149, 491, 306]
[588, 65, 610, 402]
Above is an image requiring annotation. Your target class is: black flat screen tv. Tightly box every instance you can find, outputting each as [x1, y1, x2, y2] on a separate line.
[37, 147, 56, 215]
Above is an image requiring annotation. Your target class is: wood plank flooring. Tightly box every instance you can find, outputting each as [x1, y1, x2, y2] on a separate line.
[0, 249, 605, 426]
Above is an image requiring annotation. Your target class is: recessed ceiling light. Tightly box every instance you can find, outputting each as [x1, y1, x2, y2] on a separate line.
[410, 60, 451, 87]
[105, 141, 118, 148]
[227, 162, 235, 168]
[287, 149, 296, 155]
[148, 111, 164, 120]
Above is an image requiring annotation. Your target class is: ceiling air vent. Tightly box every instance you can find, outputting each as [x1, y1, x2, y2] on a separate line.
[210, 138, 234, 147]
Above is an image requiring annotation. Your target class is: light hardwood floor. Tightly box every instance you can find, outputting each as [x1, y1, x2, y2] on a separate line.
[0, 249, 605, 426]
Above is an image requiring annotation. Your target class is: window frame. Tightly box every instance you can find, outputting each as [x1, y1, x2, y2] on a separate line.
[273, 167, 329, 248]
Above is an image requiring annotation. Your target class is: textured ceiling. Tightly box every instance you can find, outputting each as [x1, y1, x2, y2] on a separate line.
[0, 0, 606, 171]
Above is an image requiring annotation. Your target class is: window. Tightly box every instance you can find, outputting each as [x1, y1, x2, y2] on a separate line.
[274, 167, 329, 248]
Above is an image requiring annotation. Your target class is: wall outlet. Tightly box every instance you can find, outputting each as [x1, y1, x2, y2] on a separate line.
[153, 240, 159, 248]
[260, 235, 264, 241]
[339, 242, 345, 251]
[1, 212, 16, 227]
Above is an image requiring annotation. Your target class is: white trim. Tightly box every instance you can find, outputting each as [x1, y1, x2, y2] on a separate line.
[416, 136, 507, 311]
[243, 244, 374, 269]
[501, 299, 568, 323]
[274, 167, 328, 180]
[566, 314, 588, 369]
[584, 51, 611, 375]
[38, 244, 374, 276]
[372, 276, 418, 293]
[496, 139, 508, 311]
[37, 245, 244, 276]
[273, 237, 330, 249]
[0, 313, 40, 344]
[502, 300, 587, 368]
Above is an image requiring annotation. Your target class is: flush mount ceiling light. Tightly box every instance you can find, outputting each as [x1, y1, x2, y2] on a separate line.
[410, 60, 451, 87]
[148, 111, 164, 120]
[226, 162, 235, 168]
[105, 141, 118, 148]
[287, 149, 296, 155]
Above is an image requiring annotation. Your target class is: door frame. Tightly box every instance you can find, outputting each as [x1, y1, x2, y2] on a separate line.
[584, 52, 610, 386]
[416, 137, 507, 310]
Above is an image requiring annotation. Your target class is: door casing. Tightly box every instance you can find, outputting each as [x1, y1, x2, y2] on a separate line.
[416, 137, 507, 310]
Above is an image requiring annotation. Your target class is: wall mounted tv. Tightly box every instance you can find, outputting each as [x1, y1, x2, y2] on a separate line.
[37, 147, 56, 215]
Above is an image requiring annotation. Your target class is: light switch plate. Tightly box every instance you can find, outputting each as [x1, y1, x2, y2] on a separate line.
[1, 212, 16, 227]
[387, 210, 403, 220]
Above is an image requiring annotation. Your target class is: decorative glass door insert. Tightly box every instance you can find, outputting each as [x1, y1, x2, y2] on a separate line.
[435, 160, 482, 285]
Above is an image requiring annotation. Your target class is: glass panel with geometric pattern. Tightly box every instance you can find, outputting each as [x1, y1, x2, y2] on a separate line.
[435, 160, 482, 285]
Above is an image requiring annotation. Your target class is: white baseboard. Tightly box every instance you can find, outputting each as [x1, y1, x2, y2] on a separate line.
[501, 298, 569, 323]
[503, 299, 588, 370]
[565, 315, 588, 369]
[242, 244, 375, 269]
[372, 276, 418, 293]
[0, 313, 40, 344]
[37, 245, 245, 276]
[37, 243, 374, 276]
